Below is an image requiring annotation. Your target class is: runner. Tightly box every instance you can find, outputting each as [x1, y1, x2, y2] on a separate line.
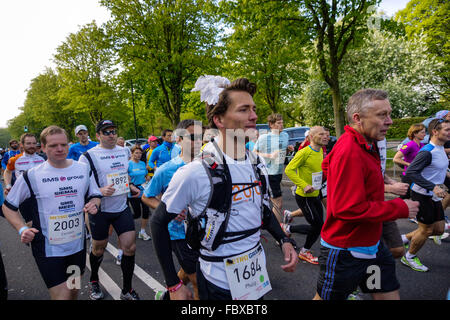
[314, 89, 419, 300]
[1, 140, 20, 172]
[127, 145, 151, 241]
[142, 119, 203, 300]
[4, 133, 45, 224]
[151, 76, 298, 300]
[79, 119, 141, 300]
[145, 136, 159, 179]
[0, 183, 7, 300]
[393, 124, 426, 199]
[117, 137, 131, 160]
[401, 118, 450, 272]
[254, 113, 294, 222]
[284, 126, 328, 264]
[67, 125, 98, 161]
[2, 125, 101, 300]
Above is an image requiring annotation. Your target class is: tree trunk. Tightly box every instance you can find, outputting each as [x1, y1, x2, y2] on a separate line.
[330, 80, 345, 137]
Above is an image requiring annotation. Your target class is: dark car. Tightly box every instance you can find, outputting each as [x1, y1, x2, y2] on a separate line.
[284, 126, 310, 149]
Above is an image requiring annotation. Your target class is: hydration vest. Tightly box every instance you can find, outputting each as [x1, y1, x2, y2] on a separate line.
[185, 140, 272, 259]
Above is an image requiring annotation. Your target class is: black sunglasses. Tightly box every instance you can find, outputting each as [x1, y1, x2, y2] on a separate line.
[102, 129, 117, 136]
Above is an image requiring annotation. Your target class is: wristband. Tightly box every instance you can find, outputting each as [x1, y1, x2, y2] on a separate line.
[18, 226, 29, 236]
[167, 280, 183, 293]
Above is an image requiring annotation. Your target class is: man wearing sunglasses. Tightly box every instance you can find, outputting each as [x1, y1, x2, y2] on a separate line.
[142, 119, 203, 300]
[79, 120, 141, 300]
[402, 118, 450, 272]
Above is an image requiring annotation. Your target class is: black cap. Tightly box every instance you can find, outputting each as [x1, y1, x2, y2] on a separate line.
[96, 120, 117, 133]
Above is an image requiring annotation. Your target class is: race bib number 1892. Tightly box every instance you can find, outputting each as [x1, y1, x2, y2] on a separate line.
[107, 171, 130, 196]
[224, 244, 272, 300]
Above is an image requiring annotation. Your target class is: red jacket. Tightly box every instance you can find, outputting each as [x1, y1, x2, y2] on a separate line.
[321, 126, 408, 248]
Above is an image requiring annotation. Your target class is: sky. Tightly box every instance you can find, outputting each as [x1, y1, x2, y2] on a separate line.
[0, 0, 410, 129]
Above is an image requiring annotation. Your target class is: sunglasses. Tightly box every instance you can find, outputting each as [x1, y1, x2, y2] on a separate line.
[102, 129, 117, 136]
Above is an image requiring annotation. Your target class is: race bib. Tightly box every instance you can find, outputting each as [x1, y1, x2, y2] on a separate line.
[312, 172, 323, 190]
[224, 244, 272, 300]
[107, 171, 130, 196]
[275, 149, 286, 164]
[48, 211, 83, 245]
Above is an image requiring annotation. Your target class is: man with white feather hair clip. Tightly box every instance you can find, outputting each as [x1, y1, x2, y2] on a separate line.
[150, 76, 298, 300]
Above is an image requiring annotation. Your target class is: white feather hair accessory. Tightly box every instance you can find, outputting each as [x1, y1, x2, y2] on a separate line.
[191, 75, 231, 106]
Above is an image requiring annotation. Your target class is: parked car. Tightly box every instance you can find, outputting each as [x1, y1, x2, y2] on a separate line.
[284, 126, 310, 150]
[125, 138, 148, 149]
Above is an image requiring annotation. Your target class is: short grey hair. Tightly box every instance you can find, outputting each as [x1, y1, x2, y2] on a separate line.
[346, 89, 389, 123]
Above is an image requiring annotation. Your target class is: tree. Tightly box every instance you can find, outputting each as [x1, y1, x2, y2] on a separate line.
[101, 0, 222, 127]
[282, 0, 379, 136]
[0, 128, 12, 149]
[396, 0, 450, 102]
[219, 0, 309, 123]
[299, 28, 444, 126]
[54, 21, 124, 127]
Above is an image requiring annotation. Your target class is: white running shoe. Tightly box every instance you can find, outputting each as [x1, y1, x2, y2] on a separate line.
[138, 231, 151, 241]
[401, 255, 429, 272]
[282, 210, 293, 224]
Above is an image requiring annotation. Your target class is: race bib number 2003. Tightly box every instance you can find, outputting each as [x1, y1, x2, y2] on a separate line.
[48, 211, 83, 245]
[224, 244, 272, 300]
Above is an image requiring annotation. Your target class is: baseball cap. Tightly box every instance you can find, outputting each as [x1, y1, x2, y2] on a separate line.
[96, 120, 117, 133]
[75, 125, 88, 135]
[148, 135, 158, 142]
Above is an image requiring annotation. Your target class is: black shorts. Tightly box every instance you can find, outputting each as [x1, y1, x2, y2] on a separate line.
[317, 242, 399, 300]
[411, 190, 445, 225]
[34, 248, 86, 289]
[88, 206, 135, 241]
[268, 174, 283, 198]
[381, 221, 403, 249]
[172, 239, 199, 275]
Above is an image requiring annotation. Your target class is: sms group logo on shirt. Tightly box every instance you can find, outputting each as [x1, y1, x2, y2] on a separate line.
[42, 175, 85, 183]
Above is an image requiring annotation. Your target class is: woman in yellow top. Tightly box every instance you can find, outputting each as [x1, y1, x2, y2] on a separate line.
[284, 126, 329, 264]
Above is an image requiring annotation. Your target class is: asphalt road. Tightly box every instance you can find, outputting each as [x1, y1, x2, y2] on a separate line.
[1, 185, 449, 300]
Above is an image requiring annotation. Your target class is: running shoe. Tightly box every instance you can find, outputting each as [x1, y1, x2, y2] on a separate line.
[347, 290, 363, 300]
[280, 223, 291, 237]
[154, 290, 170, 300]
[116, 254, 122, 266]
[298, 250, 319, 265]
[138, 231, 151, 241]
[120, 289, 140, 300]
[430, 235, 442, 245]
[89, 281, 104, 300]
[282, 210, 293, 225]
[401, 255, 429, 272]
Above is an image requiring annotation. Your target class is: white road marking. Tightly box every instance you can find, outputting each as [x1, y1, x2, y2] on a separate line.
[105, 243, 166, 292]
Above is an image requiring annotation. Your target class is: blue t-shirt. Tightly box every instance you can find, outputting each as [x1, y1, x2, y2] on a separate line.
[148, 141, 180, 169]
[2, 150, 21, 169]
[144, 156, 186, 240]
[128, 160, 148, 196]
[254, 132, 289, 175]
[246, 141, 255, 151]
[67, 141, 99, 161]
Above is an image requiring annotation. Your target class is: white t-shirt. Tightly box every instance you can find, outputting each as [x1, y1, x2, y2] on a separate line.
[79, 145, 130, 213]
[10, 153, 45, 179]
[5, 161, 101, 257]
[162, 143, 265, 290]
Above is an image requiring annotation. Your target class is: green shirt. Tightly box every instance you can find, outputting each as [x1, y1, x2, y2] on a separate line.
[285, 145, 323, 197]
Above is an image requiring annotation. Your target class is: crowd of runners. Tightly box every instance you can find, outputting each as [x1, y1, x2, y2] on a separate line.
[0, 76, 449, 301]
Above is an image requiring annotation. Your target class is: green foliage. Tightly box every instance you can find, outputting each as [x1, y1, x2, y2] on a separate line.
[396, 0, 450, 102]
[386, 117, 428, 140]
[101, 0, 222, 127]
[0, 128, 12, 149]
